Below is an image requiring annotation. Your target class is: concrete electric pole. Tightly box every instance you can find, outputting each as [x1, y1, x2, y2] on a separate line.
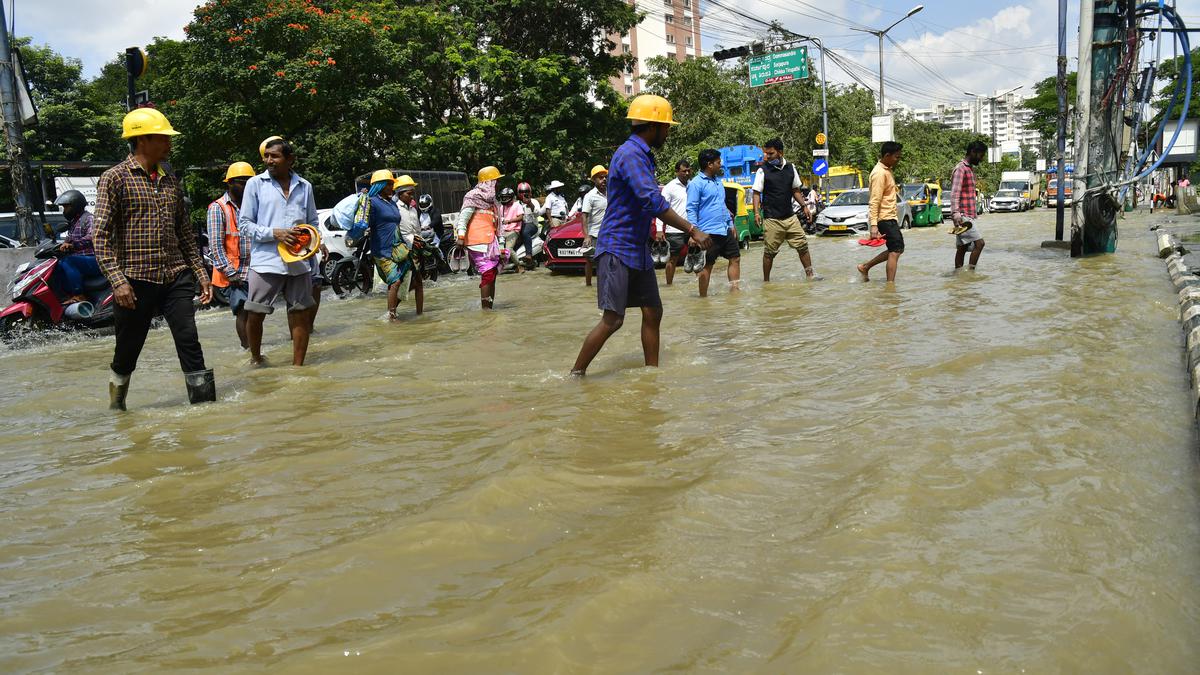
[0, 0, 40, 244]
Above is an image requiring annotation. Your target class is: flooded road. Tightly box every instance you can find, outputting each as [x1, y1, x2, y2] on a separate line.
[2, 209, 1198, 672]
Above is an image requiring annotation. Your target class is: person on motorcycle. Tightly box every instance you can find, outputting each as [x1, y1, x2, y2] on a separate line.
[93, 108, 215, 409]
[539, 180, 568, 239]
[568, 183, 590, 219]
[496, 187, 527, 274]
[53, 189, 101, 302]
[516, 182, 541, 267]
[455, 165, 504, 309]
[418, 193, 445, 242]
[207, 161, 255, 348]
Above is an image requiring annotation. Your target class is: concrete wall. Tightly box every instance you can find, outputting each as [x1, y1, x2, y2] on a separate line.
[0, 248, 36, 305]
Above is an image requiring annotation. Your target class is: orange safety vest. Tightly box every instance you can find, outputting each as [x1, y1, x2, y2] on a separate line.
[210, 195, 241, 288]
[465, 209, 498, 247]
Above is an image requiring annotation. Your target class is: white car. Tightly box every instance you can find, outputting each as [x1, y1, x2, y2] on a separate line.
[989, 190, 1024, 213]
[315, 208, 354, 278]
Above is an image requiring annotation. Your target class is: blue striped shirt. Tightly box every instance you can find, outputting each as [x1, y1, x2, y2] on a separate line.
[686, 174, 733, 235]
[596, 134, 671, 270]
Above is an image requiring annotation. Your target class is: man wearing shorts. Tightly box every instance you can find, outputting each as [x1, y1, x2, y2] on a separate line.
[240, 138, 319, 366]
[570, 94, 711, 376]
[951, 140, 987, 270]
[857, 141, 904, 283]
[207, 162, 254, 349]
[687, 149, 740, 297]
[752, 138, 817, 282]
[659, 159, 692, 285]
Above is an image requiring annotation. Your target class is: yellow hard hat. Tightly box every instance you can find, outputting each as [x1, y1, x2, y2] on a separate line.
[370, 168, 396, 185]
[590, 165, 609, 178]
[224, 161, 255, 182]
[394, 174, 417, 190]
[277, 224, 322, 263]
[121, 107, 181, 139]
[626, 94, 678, 126]
[477, 166, 504, 183]
[259, 135, 283, 160]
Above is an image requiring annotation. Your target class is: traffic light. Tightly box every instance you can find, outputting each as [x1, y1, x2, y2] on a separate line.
[713, 45, 750, 61]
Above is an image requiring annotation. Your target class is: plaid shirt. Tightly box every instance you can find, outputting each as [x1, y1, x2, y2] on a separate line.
[94, 155, 207, 287]
[596, 134, 670, 270]
[206, 193, 250, 283]
[950, 159, 977, 220]
[64, 211, 95, 255]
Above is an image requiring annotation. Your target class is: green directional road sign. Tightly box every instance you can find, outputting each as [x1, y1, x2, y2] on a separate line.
[748, 47, 809, 88]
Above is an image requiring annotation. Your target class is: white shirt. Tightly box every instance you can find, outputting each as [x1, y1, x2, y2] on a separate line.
[659, 178, 688, 234]
[581, 188, 608, 237]
[397, 200, 421, 247]
[751, 158, 802, 193]
[541, 192, 568, 220]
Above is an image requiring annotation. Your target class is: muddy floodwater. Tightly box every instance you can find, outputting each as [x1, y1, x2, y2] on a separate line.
[1, 209, 1198, 672]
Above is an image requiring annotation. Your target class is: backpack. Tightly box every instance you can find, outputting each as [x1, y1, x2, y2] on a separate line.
[339, 192, 370, 247]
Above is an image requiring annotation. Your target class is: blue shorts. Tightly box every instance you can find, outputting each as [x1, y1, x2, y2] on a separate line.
[596, 253, 661, 316]
[226, 282, 249, 315]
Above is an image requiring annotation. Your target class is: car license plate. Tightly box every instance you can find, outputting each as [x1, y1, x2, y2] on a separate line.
[829, 225, 847, 231]
[557, 247, 582, 257]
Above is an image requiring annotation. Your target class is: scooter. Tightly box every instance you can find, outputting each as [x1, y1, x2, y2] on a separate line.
[500, 229, 545, 273]
[1, 241, 115, 342]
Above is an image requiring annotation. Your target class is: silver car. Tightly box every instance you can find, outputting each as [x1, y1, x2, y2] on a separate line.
[989, 189, 1024, 213]
[815, 188, 912, 236]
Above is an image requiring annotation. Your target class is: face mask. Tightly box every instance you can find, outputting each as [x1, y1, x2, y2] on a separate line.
[767, 158, 783, 168]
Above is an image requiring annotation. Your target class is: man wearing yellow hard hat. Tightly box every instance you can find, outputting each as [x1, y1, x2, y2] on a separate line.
[570, 94, 712, 376]
[207, 161, 256, 349]
[580, 164, 608, 288]
[93, 107, 215, 410]
[239, 136, 321, 366]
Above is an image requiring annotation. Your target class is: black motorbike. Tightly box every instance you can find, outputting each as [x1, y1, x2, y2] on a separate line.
[330, 236, 375, 297]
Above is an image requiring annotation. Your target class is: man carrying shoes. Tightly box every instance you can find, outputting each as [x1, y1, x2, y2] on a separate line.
[857, 141, 905, 283]
[240, 137, 320, 366]
[94, 108, 215, 410]
[571, 94, 712, 376]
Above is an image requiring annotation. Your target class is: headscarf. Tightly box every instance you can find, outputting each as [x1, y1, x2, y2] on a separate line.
[462, 179, 497, 211]
[352, 181, 390, 232]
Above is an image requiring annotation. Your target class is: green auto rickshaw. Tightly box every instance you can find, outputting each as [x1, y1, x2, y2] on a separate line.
[902, 182, 944, 227]
[724, 181, 761, 248]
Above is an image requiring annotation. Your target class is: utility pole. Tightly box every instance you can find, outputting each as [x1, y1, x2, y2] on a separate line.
[853, 5, 925, 114]
[0, 1, 40, 244]
[1054, 0, 1068, 240]
[1074, 0, 1125, 256]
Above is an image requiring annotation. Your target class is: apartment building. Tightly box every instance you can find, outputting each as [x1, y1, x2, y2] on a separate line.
[909, 91, 1044, 149]
[611, 0, 703, 96]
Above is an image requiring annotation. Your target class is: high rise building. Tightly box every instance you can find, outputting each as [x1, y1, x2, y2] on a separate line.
[611, 0, 703, 97]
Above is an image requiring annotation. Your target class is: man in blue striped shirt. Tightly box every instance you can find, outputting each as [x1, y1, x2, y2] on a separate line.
[571, 95, 712, 376]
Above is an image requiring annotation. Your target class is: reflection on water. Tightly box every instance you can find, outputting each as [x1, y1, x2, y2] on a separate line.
[1, 210, 1198, 672]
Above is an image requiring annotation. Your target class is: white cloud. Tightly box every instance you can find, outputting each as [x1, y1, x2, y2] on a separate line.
[18, 0, 200, 76]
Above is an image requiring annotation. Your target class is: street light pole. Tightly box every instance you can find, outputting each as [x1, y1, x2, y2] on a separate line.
[854, 5, 924, 114]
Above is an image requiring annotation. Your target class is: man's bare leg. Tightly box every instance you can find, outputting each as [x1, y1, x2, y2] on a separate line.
[386, 281, 400, 320]
[585, 258, 593, 287]
[481, 282, 495, 309]
[640, 305, 662, 366]
[727, 257, 741, 293]
[246, 312, 267, 364]
[572, 310, 624, 375]
[411, 274, 424, 315]
[288, 310, 310, 366]
[955, 245, 968, 269]
[885, 251, 902, 282]
[699, 261, 715, 297]
[968, 240, 985, 268]
[799, 249, 815, 279]
[763, 251, 775, 282]
[858, 250, 890, 280]
[234, 311, 249, 349]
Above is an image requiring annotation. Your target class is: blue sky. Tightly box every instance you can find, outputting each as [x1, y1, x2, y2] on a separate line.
[14, 0, 1200, 108]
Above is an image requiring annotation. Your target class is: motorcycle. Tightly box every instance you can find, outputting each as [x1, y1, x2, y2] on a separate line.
[500, 228, 545, 274]
[329, 235, 375, 298]
[410, 236, 443, 283]
[1, 241, 115, 342]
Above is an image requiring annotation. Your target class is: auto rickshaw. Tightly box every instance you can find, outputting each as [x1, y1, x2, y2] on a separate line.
[723, 181, 760, 248]
[903, 182, 944, 227]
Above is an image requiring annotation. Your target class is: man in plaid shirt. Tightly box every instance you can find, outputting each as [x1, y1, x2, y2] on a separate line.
[94, 108, 215, 410]
[950, 141, 988, 270]
[207, 162, 255, 349]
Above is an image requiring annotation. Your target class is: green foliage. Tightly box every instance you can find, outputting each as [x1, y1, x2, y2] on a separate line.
[1022, 71, 1076, 156]
[1153, 48, 1200, 123]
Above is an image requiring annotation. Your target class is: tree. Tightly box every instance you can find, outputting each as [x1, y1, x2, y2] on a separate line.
[1022, 71, 1077, 157]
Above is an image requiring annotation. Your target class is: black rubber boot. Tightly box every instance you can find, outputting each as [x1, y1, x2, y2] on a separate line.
[109, 370, 129, 411]
[184, 369, 216, 405]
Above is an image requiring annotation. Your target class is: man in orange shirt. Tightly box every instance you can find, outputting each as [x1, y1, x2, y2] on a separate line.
[857, 141, 904, 283]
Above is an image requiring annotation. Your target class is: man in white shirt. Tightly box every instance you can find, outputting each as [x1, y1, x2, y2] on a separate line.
[659, 159, 692, 285]
[752, 138, 816, 281]
[539, 180, 568, 237]
[581, 165, 608, 288]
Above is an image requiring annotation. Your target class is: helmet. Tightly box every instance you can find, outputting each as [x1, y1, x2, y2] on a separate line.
[626, 94, 678, 126]
[121, 107, 181, 139]
[418, 194, 434, 211]
[477, 166, 504, 183]
[590, 165, 608, 179]
[54, 189, 87, 214]
[224, 161, 255, 182]
[517, 182, 532, 194]
[259, 135, 283, 160]
[498, 187, 515, 203]
[394, 174, 417, 190]
[578, 184, 591, 197]
[369, 168, 395, 185]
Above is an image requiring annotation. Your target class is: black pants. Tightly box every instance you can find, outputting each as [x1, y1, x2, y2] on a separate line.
[111, 271, 206, 376]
